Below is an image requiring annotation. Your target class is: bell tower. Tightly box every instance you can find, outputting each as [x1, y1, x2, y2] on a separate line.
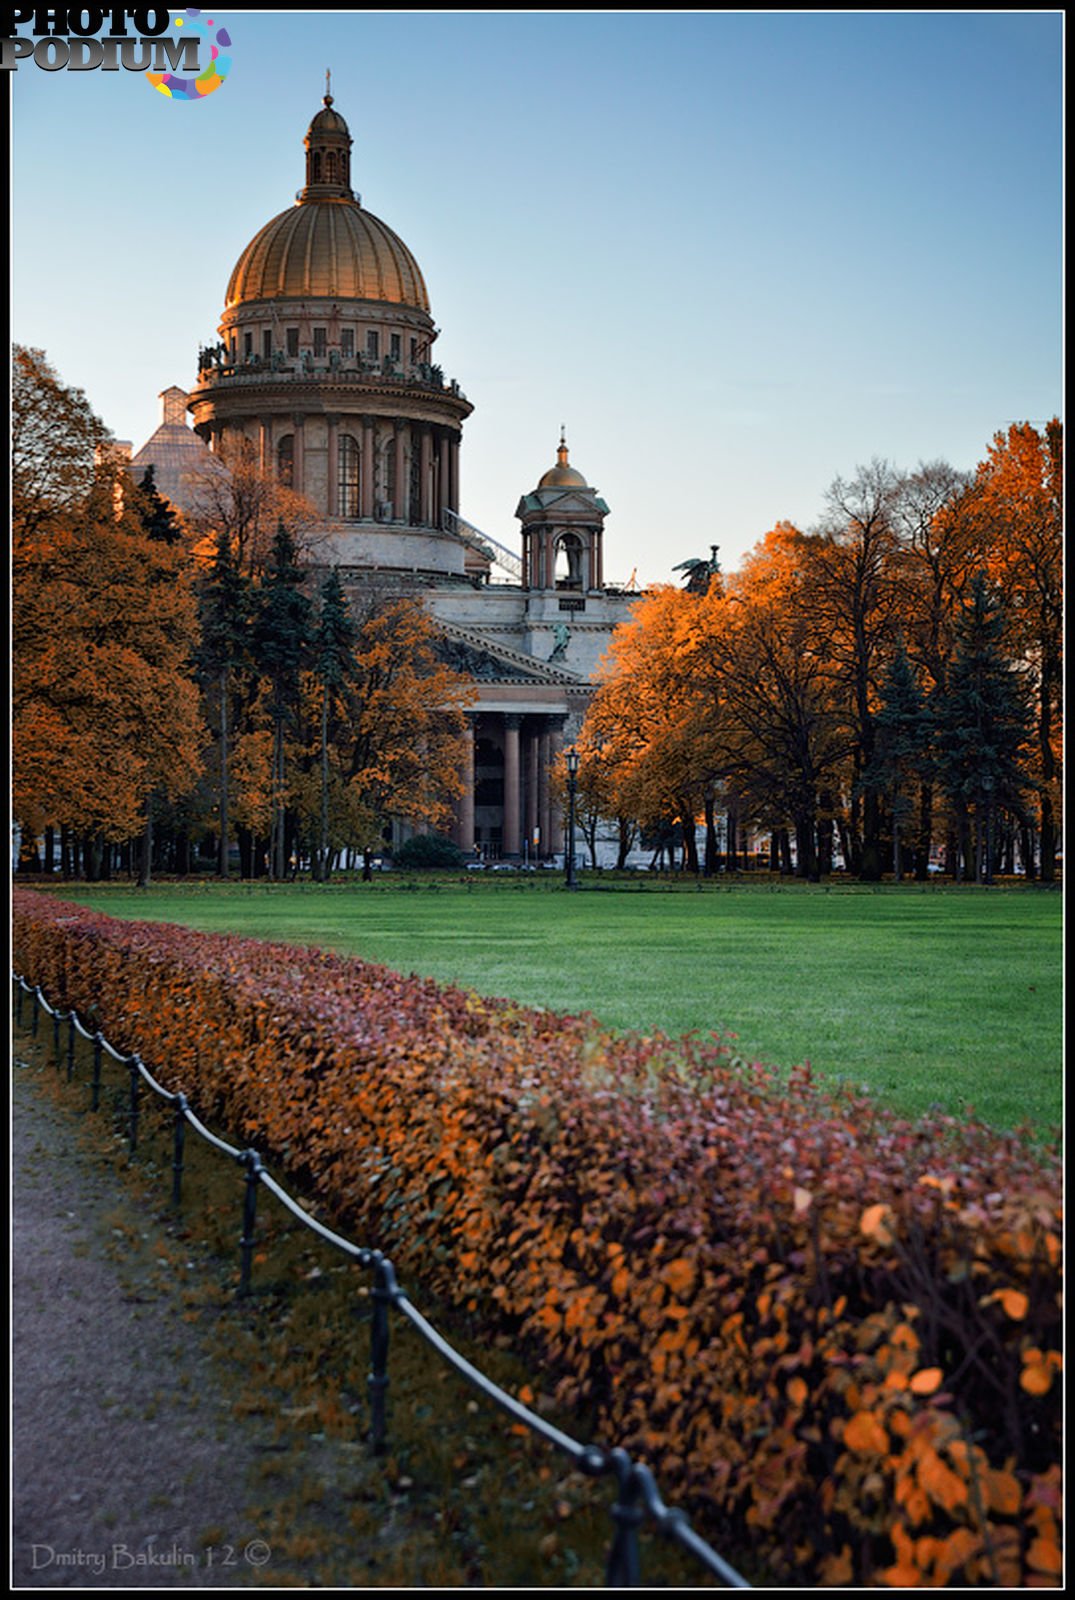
[515, 432, 610, 592]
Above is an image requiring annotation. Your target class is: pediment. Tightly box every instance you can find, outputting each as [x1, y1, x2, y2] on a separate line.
[437, 622, 581, 684]
[516, 488, 610, 518]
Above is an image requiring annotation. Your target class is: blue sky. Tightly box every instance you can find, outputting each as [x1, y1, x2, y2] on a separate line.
[9, 10, 1063, 585]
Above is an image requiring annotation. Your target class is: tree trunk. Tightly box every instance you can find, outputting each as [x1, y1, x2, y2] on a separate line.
[817, 802, 834, 877]
[681, 813, 699, 875]
[703, 794, 717, 877]
[218, 668, 231, 878]
[914, 782, 933, 882]
[138, 799, 152, 888]
[1020, 821, 1037, 881]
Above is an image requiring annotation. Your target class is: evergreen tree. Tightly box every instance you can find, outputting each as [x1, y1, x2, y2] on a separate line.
[135, 465, 184, 545]
[252, 525, 312, 878]
[196, 529, 253, 876]
[862, 641, 931, 880]
[933, 574, 1030, 884]
[311, 568, 358, 881]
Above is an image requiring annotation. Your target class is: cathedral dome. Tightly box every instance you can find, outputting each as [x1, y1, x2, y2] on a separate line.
[224, 92, 430, 313]
[225, 201, 430, 311]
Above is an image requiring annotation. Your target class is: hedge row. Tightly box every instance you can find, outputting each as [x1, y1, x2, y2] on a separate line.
[12, 889, 1062, 1587]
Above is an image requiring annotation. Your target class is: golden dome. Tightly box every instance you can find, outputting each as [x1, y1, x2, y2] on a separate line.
[225, 198, 430, 311]
[224, 94, 429, 312]
[538, 433, 588, 489]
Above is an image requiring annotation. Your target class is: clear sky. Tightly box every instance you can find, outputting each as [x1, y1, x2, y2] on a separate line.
[9, 10, 1063, 586]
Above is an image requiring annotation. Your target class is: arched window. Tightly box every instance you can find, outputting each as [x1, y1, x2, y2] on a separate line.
[339, 433, 360, 519]
[555, 533, 584, 590]
[277, 434, 294, 486]
[312, 151, 321, 182]
[325, 151, 336, 182]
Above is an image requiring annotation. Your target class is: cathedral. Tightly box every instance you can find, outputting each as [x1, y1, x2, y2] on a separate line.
[129, 92, 637, 862]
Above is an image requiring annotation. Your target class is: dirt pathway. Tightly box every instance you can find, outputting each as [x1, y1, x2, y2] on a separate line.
[10, 1052, 295, 1587]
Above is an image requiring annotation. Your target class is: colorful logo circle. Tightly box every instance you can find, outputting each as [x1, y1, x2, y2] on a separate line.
[147, 9, 232, 101]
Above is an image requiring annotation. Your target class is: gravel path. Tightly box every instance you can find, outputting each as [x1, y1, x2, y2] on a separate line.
[11, 1054, 289, 1588]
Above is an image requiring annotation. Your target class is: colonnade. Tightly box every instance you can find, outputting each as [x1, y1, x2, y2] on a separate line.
[452, 712, 568, 861]
[205, 414, 462, 528]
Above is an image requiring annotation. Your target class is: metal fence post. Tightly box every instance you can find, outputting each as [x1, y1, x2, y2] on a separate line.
[66, 1014, 76, 1081]
[604, 1450, 644, 1588]
[52, 1006, 61, 1063]
[91, 1033, 103, 1112]
[171, 1095, 188, 1209]
[369, 1254, 397, 1455]
[128, 1056, 141, 1151]
[238, 1151, 263, 1296]
[32, 986, 40, 1039]
[16, 978, 24, 1029]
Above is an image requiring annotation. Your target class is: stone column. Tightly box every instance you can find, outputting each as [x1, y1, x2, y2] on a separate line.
[547, 722, 565, 857]
[361, 417, 375, 519]
[259, 417, 271, 475]
[526, 727, 540, 857]
[436, 431, 449, 528]
[448, 433, 460, 515]
[420, 427, 433, 526]
[502, 716, 521, 860]
[292, 414, 305, 496]
[394, 425, 407, 522]
[326, 415, 338, 517]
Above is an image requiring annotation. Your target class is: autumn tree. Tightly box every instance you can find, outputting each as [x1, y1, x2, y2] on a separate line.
[12, 352, 204, 874]
[957, 422, 1063, 879]
[12, 344, 107, 550]
[887, 460, 976, 877]
[310, 568, 359, 881]
[329, 592, 473, 869]
[185, 431, 323, 578]
[806, 461, 905, 879]
[582, 585, 724, 873]
[717, 527, 850, 880]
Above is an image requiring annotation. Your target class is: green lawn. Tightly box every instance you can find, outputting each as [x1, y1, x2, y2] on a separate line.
[44, 877, 1062, 1134]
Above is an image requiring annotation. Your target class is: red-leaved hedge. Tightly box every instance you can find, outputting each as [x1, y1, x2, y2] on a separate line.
[12, 889, 1062, 1586]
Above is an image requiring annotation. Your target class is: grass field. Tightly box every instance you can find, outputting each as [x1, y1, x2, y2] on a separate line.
[42, 875, 1062, 1135]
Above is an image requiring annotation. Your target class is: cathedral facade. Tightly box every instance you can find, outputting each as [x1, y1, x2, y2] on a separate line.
[133, 94, 636, 861]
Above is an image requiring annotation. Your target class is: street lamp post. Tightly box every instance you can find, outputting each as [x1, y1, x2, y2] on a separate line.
[565, 746, 580, 891]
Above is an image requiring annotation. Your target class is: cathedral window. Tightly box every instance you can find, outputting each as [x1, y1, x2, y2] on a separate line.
[366, 330, 380, 360]
[311, 152, 321, 181]
[390, 333, 401, 361]
[314, 327, 327, 358]
[555, 533, 584, 590]
[341, 328, 354, 358]
[263, 330, 272, 361]
[339, 434, 361, 519]
[243, 332, 253, 359]
[325, 151, 336, 181]
[277, 434, 294, 486]
[286, 327, 299, 357]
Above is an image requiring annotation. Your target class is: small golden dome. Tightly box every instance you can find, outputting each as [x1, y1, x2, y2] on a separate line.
[225, 199, 430, 310]
[309, 97, 348, 136]
[538, 432, 588, 489]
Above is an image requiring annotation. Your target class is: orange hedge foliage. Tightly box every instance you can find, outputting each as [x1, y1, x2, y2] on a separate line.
[13, 890, 1062, 1587]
